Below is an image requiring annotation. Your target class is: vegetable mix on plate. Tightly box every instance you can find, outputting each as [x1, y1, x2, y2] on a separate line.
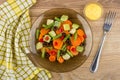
[36, 15, 86, 63]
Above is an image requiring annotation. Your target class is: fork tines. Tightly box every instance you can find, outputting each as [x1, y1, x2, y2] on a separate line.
[104, 11, 116, 31]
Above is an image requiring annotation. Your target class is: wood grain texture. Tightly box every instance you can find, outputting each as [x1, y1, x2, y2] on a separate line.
[0, 0, 120, 80]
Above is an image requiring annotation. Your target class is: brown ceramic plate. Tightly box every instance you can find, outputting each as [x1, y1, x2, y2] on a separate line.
[28, 8, 93, 73]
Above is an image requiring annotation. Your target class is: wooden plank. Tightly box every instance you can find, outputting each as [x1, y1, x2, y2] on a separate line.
[0, 0, 120, 80]
[31, 1, 120, 79]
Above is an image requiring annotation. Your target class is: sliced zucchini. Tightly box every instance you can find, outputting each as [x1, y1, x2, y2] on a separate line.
[76, 46, 84, 52]
[60, 15, 69, 21]
[43, 35, 51, 43]
[62, 53, 71, 60]
[72, 23, 79, 29]
[69, 28, 76, 34]
[47, 19, 54, 25]
[36, 42, 43, 50]
[49, 30, 56, 37]
[63, 24, 70, 31]
[54, 21, 61, 28]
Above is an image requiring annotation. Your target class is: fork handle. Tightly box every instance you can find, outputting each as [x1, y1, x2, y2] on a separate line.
[90, 31, 107, 73]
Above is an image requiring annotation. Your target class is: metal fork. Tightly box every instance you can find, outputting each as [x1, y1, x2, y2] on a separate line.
[90, 11, 116, 73]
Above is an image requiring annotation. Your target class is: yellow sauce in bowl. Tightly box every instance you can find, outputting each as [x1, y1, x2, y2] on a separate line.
[84, 2, 103, 20]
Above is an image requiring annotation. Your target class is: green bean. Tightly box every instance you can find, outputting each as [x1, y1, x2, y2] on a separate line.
[42, 24, 47, 27]
[41, 48, 45, 58]
[61, 44, 67, 50]
[53, 33, 62, 40]
[55, 17, 62, 22]
[36, 29, 40, 39]
[42, 22, 54, 29]
[63, 34, 70, 42]
[74, 32, 77, 40]
[57, 50, 61, 60]
[67, 50, 73, 57]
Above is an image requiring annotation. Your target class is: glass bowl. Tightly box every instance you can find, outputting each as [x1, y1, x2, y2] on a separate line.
[28, 8, 93, 73]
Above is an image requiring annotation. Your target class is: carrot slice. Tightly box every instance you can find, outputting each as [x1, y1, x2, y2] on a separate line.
[77, 29, 84, 37]
[38, 28, 50, 41]
[53, 38, 63, 50]
[56, 29, 61, 34]
[70, 46, 79, 56]
[64, 31, 69, 35]
[48, 49, 57, 56]
[38, 34, 44, 41]
[49, 55, 56, 62]
[40, 28, 50, 36]
[80, 36, 85, 42]
[57, 56, 64, 63]
[63, 20, 72, 26]
[70, 36, 82, 46]
[56, 26, 64, 34]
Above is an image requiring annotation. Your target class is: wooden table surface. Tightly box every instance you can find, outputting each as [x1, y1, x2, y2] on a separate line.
[1, 0, 120, 80]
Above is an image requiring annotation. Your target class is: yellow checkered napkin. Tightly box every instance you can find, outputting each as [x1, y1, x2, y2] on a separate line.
[0, 0, 51, 80]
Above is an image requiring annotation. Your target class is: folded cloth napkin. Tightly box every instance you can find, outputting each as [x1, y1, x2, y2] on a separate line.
[0, 0, 51, 80]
